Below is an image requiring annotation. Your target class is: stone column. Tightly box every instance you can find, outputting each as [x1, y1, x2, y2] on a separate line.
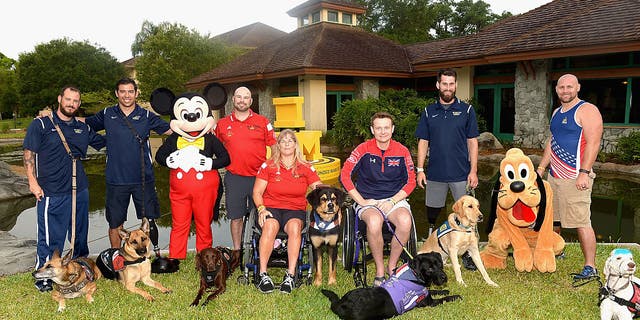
[513, 60, 550, 148]
[258, 79, 278, 122]
[354, 78, 379, 99]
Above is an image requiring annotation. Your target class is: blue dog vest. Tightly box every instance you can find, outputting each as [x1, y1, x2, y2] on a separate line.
[380, 263, 429, 314]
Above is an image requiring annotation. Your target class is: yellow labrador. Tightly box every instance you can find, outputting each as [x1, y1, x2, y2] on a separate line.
[419, 195, 498, 287]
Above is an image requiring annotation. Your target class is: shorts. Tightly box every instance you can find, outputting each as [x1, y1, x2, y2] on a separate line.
[354, 199, 411, 219]
[264, 208, 306, 232]
[425, 180, 467, 208]
[223, 171, 256, 220]
[105, 182, 160, 228]
[548, 173, 595, 229]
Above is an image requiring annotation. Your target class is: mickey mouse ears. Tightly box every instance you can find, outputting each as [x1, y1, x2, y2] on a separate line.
[203, 82, 227, 110]
[149, 87, 175, 116]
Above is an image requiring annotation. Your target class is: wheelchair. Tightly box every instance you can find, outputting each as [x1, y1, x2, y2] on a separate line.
[236, 208, 314, 287]
[341, 203, 418, 287]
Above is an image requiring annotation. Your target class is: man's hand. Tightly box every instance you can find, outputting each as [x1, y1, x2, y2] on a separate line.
[416, 172, 427, 189]
[467, 172, 478, 189]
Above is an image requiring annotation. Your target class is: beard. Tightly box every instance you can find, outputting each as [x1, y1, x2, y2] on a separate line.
[59, 104, 77, 117]
[439, 89, 455, 103]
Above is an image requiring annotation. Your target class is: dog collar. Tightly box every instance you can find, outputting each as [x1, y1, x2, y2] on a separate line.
[57, 260, 97, 295]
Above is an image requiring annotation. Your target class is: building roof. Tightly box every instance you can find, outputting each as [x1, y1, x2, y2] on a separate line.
[287, 0, 366, 17]
[187, 22, 412, 87]
[213, 22, 287, 48]
[407, 0, 640, 70]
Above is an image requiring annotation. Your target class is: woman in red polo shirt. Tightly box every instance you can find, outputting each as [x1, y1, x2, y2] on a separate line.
[252, 129, 321, 294]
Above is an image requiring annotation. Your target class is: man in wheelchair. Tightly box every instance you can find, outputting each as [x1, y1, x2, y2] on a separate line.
[340, 112, 417, 287]
[252, 129, 321, 294]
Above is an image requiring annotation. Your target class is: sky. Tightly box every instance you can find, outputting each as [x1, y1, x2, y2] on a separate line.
[2, 0, 553, 62]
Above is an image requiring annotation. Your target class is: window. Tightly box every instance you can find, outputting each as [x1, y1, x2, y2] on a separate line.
[328, 11, 338, 22]
[312, 11, 320, 23]
[301, 16, 309, 26]
[632, 78, 640, 123]
[342, 13, 352, 24]
[553, 78, 631, 124]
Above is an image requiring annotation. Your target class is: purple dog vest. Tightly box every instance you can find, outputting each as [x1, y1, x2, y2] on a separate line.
[380, 263, 429, 314]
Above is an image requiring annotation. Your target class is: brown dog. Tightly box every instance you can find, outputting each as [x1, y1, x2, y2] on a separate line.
[32, 249, 101, 312]
[306, 186, 345, 286]
[191, 246, 241, 307]
[419, 195, 498, 287]
[117, 218, 172, 301]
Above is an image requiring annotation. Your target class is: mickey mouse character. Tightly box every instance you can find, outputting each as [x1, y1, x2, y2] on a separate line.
[151, 85, 230, 260]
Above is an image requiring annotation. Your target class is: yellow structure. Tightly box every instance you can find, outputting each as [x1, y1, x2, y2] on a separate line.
[273, 97, 306, 128]
[272, 96, 340, 184]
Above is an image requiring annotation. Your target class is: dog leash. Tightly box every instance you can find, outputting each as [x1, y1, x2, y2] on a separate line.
[375, 206, 414, 260]
[48, 114, 78, 258]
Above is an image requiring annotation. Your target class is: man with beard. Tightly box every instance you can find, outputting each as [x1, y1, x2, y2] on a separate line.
[414, 68, 479, 270]
[536, 74, 602, 280]
[23, 86, 105, 292]
[214, 86, 276, 252]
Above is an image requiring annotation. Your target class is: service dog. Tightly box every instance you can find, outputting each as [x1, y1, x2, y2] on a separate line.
[600, 248, 640, 320]
[306, 186, 345, 286]
[32, 249, 101, 312]
[418, 195, 498, 287]
[97, 218, 171, 301]
[322, 252, 461, 320]
[191, 246, 241, 307]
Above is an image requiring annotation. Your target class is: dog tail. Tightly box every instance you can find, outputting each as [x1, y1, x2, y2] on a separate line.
[321, 289, 340, 304]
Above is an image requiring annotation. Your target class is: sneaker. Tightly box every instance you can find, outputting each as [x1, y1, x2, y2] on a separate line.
[461, 251, 477, 271]
[35, 280, 52, 292]
[257, 272, 275, 293]
[573, 265, 598, 280]
[279, 272, 295, 294]
[372, 276, 385, 288]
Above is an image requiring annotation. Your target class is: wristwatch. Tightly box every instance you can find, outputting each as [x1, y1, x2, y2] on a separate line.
[578, 168, 591, 174]
[416, 168, 424, 173]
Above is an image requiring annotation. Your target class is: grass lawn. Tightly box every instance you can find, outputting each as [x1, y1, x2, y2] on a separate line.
[0, 242, 635, 319]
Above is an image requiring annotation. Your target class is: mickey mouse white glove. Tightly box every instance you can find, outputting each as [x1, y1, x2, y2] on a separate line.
[193, 155, 213, 172]
[166, 150, 181, 169]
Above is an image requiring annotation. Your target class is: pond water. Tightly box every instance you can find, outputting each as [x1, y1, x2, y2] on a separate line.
[2, 150, 640, 256]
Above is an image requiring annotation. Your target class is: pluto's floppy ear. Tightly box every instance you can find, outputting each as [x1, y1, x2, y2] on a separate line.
[150, 88, 175, 116]
[306, 188, 321, 206]
[532, 173, 546, 232]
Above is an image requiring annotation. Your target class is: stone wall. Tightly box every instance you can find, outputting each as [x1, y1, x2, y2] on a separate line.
[602, 127, 640, 154]
[513, 60, 550, 148]
[355, 78, 379, 99]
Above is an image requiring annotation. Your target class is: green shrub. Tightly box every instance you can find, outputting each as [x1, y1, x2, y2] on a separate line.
[332, 89, 433, 150]
[0, 123, 9, 133]
[616, 131, 640, 164]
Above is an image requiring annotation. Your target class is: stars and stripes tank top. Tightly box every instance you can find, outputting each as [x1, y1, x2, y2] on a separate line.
[549, 100, 587, 179]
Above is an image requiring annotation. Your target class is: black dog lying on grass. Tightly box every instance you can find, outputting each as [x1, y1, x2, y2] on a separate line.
[322, 252, 461, 320]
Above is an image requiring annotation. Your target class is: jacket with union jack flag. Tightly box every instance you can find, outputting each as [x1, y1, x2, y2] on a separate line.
[340, 138, 416, 199]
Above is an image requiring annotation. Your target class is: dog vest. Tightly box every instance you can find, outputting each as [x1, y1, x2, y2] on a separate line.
[96, 248, 145, 280]
[436, 219, 473, 255]
[380, 263, 429, 314]
[311, 212, 338, 232]
[57, 259, 98, 295]
[627, 283, 640, 315]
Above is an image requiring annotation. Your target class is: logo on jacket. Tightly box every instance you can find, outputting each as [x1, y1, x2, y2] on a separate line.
[453, 111, 461, 116]
[387, 159, 400, 167]
[133, 115, 141, 121]
[74, 129, 83, 134]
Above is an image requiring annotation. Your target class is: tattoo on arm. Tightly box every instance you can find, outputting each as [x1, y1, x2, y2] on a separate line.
[23, 150, 36, 178]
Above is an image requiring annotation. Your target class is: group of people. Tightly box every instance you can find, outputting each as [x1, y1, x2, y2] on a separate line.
[23, 68, 603, 294]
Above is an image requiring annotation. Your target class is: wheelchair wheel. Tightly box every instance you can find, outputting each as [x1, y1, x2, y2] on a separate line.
[237, 274, 249, 285]
[241, 209, 257, 272]
[341, 206, 355, 272]
[408, 214, 418, 257]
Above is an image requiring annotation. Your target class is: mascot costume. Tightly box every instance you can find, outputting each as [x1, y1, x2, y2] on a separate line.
[480, 148, 565, 272]
[150, 84, 230, 260]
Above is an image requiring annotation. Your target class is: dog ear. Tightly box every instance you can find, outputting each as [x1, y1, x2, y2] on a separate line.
[306, 188, 320, 206]
[452, 197, 464, 213]
[62, 250, 72, 266]
[334, 187, 346, 205]
[52, 248, 61, 260]
[195, 252, 202, 271]
[141, 218, 150, 234]
[119, 228, 129, 241]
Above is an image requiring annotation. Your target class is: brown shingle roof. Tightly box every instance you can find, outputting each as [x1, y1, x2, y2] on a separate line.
[407, 0, 640, 69]
[213, 22, 287, 48]
[187, 22, 411, 87]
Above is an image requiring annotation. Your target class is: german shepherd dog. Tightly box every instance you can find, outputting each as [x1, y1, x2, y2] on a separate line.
[98, 218, 172, 301]
[32, 249, 101, 312]
[191, 246, 241, 307]
[306, 186, 346, 286]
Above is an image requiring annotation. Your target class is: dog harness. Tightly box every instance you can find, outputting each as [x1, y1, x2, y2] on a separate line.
[96, 248, 146, 279]
[600, 281, 640, 316]
[57, 259, 97, 295]
[436, 218, 473, 255]
[380, 263, 429, 314]
[311, 212, 338, 232]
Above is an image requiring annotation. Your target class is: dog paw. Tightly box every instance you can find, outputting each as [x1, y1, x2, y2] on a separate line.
[457, 279, 467, 287]
[488, 280, 499, 287]
[163, 289, 173, 294]
[57, 305, 66, 312]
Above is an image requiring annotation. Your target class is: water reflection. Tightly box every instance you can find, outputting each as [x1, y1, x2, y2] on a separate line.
[5, 154, 640, 255]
